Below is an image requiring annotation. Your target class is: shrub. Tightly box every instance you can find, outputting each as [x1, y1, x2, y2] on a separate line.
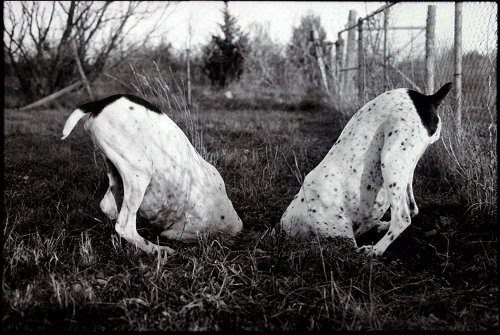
[202, 3, 249, 87]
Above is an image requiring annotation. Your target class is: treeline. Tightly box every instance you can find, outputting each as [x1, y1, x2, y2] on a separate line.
[4, 2, 495, 109]
[4, 2, 335, 107]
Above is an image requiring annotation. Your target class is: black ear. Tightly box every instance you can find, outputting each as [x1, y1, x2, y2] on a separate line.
[430, 82, 452, 107]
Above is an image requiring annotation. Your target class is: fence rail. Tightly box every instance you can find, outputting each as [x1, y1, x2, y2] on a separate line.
[328, 2, 497, 131]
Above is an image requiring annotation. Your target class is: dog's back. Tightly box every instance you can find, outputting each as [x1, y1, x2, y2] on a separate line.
[279, 83, 452, 256]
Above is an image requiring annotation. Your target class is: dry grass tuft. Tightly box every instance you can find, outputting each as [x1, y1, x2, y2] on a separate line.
[422, 104, 497, 220]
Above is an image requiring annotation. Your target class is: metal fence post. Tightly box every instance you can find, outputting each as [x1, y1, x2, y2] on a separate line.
[425, 5, 436, 95]
[383, 8, 389, 91]
[336, 33, 344, 96]
[344, 10, 357, 97]
[454, 2, 463, 130]
[357, 18, 364, 105]
[330, 42, 336, 92]
[186, 47, 192, 106]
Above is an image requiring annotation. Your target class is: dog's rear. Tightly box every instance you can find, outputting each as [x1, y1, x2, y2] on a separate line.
[279, 83, 452, 256]
[62, 94, 242, 255]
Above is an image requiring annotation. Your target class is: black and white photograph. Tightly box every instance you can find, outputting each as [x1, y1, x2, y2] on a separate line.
[3, 0, 498, 330]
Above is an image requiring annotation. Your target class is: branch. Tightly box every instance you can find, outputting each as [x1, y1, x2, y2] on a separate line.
[83, 2, 111, 46]
[21, 2, 40, 53]
[58, 0, 76, 50]
[71, 39, 94, 99]
[39, 2, 57, 45]
[89, 1, 141, 79]
[5, 3, 30, 61]
[19, 81, 83, 110]
[72, 1, 94, 27]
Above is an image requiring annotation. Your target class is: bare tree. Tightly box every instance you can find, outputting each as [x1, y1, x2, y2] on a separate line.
[4, 1, 171, 103]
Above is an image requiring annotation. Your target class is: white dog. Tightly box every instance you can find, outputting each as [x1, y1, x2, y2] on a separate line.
[62, 94, 242, 254]
[279, 83, 452, 256]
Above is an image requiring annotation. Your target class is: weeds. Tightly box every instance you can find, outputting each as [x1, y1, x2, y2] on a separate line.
[425, 104, 497, 220]
[127, 62, 207, 159]
[79, 232, 96, 267]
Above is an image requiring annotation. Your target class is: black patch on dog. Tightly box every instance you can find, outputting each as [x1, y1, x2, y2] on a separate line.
[407, 83, 452, 136]
[78, 94, 162, 116]
[407, 90, 439, 135]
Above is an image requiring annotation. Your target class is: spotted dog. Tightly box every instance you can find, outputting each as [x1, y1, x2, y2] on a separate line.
[279, 83, 452, 256]
[62, 94, 242, 254]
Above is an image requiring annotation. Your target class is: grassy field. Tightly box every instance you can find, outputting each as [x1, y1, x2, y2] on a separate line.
[3, 90, 498, 330]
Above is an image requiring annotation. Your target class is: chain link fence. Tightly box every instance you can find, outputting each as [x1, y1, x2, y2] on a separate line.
[331, 2, 497, 130]
[457, 2, 497, 127]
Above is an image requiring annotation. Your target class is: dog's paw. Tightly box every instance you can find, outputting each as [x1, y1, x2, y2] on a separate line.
[376, 222, 390, 233]
[356, 245, 381, 257]
[410, 205, 419, 218]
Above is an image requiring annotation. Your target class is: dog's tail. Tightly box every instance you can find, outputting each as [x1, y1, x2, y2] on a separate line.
[430, 82, 452, 107]
[61, 109, 88, 140]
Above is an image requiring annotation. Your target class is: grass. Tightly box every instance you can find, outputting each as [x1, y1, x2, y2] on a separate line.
[2, 84, 498, 330]
[436, 105, 497, 219]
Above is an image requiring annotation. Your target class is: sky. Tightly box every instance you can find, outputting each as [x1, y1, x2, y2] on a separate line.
[146, 1, 387, 49]
[5, 1, 497, 55]
[130, 1, 497, 54]
[133, 1, 386, 49]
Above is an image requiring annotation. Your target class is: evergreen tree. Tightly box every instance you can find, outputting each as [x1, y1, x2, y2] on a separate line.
[202, 2, 249, 87]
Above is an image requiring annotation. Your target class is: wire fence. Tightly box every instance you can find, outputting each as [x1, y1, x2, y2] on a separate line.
[330, 2, 497, 130]
[457, 2, 497, 127]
